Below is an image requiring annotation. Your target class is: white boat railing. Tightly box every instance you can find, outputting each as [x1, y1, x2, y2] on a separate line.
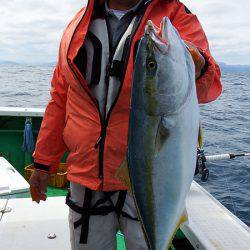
[0, 157, 30, 197]
[0, 107, 45, 117]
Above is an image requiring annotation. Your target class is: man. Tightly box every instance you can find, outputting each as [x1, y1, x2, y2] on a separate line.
[29, 0, 222, 249]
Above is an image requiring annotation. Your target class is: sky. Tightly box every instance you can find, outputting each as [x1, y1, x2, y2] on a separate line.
[0, 0, 250, 65]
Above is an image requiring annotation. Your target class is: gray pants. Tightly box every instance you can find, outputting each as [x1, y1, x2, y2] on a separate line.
[68, 182, 148, 250]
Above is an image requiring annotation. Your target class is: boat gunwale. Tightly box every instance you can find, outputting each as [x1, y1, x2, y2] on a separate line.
[0, 107, 45, 117]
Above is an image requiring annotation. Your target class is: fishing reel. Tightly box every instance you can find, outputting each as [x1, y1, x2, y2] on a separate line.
[195, 148, 209, 182]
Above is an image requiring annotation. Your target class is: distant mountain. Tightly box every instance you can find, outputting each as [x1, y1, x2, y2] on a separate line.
[219, 62, 250, 73]
[0, 61, 56, 66]
[0, 61, 20, 65]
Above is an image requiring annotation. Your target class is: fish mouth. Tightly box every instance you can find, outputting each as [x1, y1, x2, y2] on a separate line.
[145, 20, 169, 54]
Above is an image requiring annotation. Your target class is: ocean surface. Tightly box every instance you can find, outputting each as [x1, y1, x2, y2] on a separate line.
[0, 64, 249, 226]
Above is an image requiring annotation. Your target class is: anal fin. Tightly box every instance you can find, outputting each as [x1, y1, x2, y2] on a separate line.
[115, 159, 132, 194]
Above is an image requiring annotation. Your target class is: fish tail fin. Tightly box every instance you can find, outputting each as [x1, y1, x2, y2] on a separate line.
[115, 159, 132, 194]
[166, 208, 189, 249]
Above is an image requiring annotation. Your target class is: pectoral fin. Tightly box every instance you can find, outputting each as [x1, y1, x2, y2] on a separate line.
[155, 118, 170, 156]
[115, 159, 132, 194]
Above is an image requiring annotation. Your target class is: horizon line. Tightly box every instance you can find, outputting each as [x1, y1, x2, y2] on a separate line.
[1, 60, 250, 67]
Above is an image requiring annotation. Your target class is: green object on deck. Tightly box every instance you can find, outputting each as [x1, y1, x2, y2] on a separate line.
[117, 232, 126, 250]
[47, 186, 68, 197]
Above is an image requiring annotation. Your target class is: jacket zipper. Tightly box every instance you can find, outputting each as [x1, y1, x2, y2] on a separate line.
[94, 15, 131, 185]
[94, 10, 148, 187]
[93, 17, 116, 184]
[94, 123, 107, 181]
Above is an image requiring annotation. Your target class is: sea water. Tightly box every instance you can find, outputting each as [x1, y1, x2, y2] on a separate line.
[0, 64, 249, 226]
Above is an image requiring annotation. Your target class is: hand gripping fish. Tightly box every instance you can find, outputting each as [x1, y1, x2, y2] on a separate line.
[117, 17, 200, 250]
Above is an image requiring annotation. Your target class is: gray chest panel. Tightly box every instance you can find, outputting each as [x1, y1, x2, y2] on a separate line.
[82, 18, 136, 119]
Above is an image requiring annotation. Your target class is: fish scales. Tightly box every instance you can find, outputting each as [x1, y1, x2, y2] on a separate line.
[127, 17, 200, 250]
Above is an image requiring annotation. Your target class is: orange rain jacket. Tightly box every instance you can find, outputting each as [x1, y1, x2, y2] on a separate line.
[33, 0, 222, 191]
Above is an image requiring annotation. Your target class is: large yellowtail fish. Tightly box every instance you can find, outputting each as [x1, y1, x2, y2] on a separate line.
[117, 17, 199, 249]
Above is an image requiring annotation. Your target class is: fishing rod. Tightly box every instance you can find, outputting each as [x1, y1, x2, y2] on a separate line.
[195, 150, 250, 182]
[205, 153, 250, 162]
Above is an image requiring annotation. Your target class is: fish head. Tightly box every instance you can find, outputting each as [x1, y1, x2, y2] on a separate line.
[142, 19, 169, 117]
[134, 17, 195, 117]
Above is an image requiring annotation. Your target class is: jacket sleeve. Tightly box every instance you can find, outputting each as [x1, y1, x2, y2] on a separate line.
[171, 1, 222, 103]
[33, 7, 87, 173]
[33, 53, 69, 174]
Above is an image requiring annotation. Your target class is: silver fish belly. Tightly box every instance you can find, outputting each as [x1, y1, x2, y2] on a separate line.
[127, 17, 200, 250]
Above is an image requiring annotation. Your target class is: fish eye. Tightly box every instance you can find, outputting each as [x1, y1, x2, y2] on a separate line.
[147, 60, 156, 70]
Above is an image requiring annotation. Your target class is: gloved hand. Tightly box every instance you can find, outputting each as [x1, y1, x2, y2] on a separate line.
[185, 41, 206, 79]
[29, 169, 50, 203]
